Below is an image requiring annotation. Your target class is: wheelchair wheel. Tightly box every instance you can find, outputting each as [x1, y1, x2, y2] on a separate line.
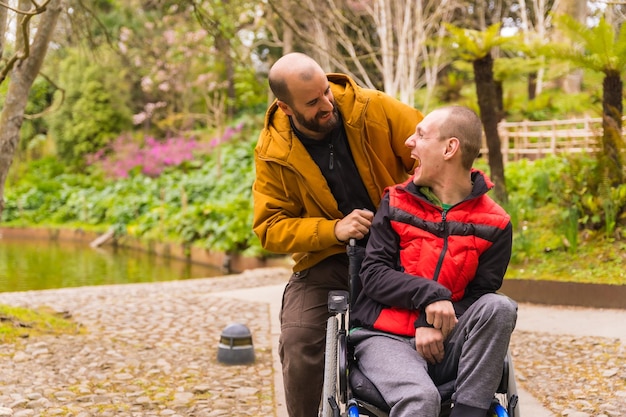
[505, 351, 521, 417]
[320, 316, 339, 417]
[488, 402, 508, 417]
[490, 350, 520, 417]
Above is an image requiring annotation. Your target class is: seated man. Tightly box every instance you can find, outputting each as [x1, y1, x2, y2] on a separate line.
[350, 106, 518, 417]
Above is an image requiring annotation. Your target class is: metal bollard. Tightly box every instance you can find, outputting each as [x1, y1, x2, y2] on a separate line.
[217, 323, 255, 365]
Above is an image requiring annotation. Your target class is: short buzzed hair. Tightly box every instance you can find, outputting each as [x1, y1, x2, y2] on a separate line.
[268, 75, 291, 104]
[438, 106, 483, 170]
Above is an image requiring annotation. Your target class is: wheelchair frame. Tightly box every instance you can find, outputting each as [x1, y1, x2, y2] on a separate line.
[319, 241, 521, 417]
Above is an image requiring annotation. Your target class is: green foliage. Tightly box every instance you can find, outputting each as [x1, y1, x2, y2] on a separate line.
[502, 154, 626, 284]
[2, 157, 101, 225]
[551, 14, 626, 75]
[435, 69, 468, 102]
[518, 93, 558, 121]
[7, 131, 626, 281]
[503, 154, 626, 265]
[2, 122, 264, 257]
[47, 50, 133, 167]
[234, 64, 270, 115]
[19, 77, 57, 156]
[443, 23, 511, 61]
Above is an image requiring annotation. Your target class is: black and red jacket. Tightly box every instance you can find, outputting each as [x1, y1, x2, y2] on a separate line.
[350, 169, 512, 336]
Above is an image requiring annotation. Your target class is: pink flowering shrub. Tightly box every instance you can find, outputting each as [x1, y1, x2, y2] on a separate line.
[87, 123, 244, 179]
[208, 123, 243, 147]
[86, 135, 198, 178]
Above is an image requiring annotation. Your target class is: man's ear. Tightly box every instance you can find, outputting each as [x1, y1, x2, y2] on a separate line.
[276, 100, 293, 116]
[443, 137, 460, 160]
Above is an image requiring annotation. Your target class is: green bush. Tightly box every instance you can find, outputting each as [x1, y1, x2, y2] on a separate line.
[47, 50, 133, 168]
[2, 123, 263, 256]
[4, 128, 625, 280]
[504, 154, 625, 258]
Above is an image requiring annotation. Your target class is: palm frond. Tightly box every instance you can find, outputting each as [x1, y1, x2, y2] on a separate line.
[553, 14, 626, 73]
[443, 23, 508, 60]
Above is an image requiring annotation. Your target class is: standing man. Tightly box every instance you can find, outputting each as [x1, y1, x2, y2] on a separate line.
[252, 52, 423, 417]
[350, 106, 517, 417]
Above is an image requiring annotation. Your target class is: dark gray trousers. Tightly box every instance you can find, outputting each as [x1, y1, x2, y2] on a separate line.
[278, 254, 350, 417]
[351, 293, 518, 417]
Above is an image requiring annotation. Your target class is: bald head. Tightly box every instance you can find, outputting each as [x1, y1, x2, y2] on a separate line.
[268, 53, 326, 106]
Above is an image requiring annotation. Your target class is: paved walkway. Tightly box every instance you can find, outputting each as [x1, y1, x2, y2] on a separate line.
[0, 268, 624, 416]
[0, 269, 288, 417]
[216, 279, 626, 417]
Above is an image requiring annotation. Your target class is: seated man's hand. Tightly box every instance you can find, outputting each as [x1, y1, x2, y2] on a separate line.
[425, 300, 458, 340]
[415, 327, 445, 364]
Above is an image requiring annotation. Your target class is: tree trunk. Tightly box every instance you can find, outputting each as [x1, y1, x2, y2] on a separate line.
[528, 72, 537, 100]
[222, 0, 235, 119]
[473, 53, 507, 203]
[602, 71, 624, 187]
[215, 33, 235, 119]
[0, 6, 7, 59]
[554, 0, 586, 94]
[495, 79, 504, 120]
[0, 0, 62, 219]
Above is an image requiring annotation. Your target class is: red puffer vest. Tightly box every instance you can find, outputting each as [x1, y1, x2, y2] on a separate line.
[371, 176, 510, 336]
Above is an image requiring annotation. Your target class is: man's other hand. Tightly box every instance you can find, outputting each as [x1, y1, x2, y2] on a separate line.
[425, 300, 457, 339]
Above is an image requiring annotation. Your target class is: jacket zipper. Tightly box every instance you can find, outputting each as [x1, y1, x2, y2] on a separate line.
[433, 210, 448, 281]
[329, 143, 334, 170]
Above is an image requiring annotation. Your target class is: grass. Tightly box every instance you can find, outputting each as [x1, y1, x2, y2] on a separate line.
[0, 304, 85, 343]
[506, 232, 626, 285]
[502, 195, 626, 286]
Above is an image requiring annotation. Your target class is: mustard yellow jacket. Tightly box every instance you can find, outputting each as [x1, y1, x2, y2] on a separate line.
[252, 73, 424, 272]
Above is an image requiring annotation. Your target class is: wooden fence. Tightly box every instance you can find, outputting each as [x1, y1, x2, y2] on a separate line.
[480, 116, 626, 162]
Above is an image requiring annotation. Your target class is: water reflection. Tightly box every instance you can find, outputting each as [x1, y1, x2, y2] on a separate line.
[0, 238, 223, 293]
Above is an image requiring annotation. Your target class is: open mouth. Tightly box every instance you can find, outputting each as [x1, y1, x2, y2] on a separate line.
[318, 112, 332, 121]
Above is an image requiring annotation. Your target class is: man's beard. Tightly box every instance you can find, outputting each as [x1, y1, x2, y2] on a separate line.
[293, 106, 340, 135]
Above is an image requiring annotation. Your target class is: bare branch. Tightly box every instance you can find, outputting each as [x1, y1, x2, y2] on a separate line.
[23, 71, 65, 119]
[0, 0, 52, 84]
[0, 0, 48, 16]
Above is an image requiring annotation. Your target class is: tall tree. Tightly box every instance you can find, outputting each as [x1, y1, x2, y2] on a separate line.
[551, 14, 626, 187]
[265, 0, 458, 108]
[512, 0, 558, 98]
[552, 0, 586, 93]
[0, 0, 62, 219]
[189, 0, 264, 118]
[444, 23, 512, 202]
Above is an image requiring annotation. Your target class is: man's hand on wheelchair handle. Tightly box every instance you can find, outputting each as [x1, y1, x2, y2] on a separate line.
[425, 300, 458, 339]
[334, 209, 374, 242]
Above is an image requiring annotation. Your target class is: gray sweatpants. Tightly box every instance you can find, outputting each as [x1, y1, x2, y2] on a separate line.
[351, 293, 518, 417]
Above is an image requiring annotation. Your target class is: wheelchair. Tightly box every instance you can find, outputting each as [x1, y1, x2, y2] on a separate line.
[319, 240, 520, 417]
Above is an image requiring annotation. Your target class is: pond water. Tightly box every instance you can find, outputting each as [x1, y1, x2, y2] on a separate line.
[0, 238, 224, 293]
